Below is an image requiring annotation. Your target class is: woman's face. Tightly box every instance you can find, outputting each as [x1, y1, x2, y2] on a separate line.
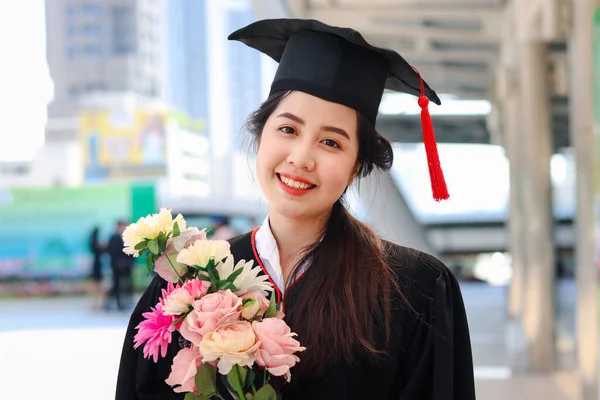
[256, 91, 360, 222]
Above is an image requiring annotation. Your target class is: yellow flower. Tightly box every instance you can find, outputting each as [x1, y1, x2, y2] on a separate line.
[175, 239, 231, 268]
[123, 208, 187, 256]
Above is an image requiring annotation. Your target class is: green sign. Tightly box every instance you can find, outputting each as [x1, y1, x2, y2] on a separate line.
[0, 182, 155, 280]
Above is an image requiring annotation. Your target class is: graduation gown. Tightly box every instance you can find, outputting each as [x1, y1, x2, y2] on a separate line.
[116, 230, 476, 400]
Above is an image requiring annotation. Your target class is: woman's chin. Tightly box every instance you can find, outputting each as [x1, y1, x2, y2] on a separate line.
[269, 199, 332, 223]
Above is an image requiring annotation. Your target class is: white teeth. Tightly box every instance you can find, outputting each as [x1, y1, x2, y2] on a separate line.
[279, 175, 314, 190]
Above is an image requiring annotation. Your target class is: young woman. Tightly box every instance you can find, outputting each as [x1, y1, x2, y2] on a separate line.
[116, 19, 475, 400]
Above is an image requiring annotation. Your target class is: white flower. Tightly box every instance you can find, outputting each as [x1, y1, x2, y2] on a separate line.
[212, 255, 273, 296]
[123, 208, 187, 256]
[176, 239, 231, 268]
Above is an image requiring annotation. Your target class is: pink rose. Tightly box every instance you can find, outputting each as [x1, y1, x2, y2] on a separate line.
[165, 346, 203, 393]
[163, 280, 211, 316]
[252, 318, 306, 382]
[199, 320, 261, 374]
[154, 228, 208, 282]
[241, 291, 270, 320]
[180, 290, 242, 346]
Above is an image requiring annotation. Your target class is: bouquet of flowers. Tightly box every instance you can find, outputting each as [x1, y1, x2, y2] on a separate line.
[123, 209, 306, 400]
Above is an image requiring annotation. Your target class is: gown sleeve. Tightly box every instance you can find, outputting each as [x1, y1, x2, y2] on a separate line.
[115, 274, 185, 400]
[397, 251, 476, 400]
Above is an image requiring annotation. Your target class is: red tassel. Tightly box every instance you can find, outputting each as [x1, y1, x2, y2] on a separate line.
[412, 66, 449, 202]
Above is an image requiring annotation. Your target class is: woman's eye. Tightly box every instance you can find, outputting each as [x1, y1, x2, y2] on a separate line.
[279, 126, 296, 134]
[322, 139, 341, 148]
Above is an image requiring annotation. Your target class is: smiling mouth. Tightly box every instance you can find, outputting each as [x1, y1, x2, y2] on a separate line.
[277, 174, 317, 190]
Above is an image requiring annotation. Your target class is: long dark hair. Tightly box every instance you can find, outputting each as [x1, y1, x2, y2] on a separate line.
[245, 91, 404, 375]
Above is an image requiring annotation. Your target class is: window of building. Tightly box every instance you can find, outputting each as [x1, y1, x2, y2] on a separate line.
[83, 45, 103, 57]
[68, 86, 80, 98]
[67, 46, 78, 59]
[83, 24, 102, 36]
[81, 3, 103, 16]
[86, 82, 106, 92]
[112, 5, 136, 54]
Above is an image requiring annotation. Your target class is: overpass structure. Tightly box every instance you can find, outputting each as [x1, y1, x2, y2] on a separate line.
[251, 1, 599, 399]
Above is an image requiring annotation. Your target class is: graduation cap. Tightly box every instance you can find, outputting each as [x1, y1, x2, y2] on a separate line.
[228, 18, 449, 201]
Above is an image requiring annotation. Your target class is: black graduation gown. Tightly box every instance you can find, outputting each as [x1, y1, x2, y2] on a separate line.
[116, 231, 476, 400]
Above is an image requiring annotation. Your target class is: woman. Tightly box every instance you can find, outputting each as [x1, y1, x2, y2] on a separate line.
[116, 19, 475, 399]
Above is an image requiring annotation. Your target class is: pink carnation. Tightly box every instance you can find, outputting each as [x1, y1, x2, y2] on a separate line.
[179, 290, 242, 346]
[182, 279, 211, 298]
[252, 318, 306, 382]
[163, 280, 211, 316]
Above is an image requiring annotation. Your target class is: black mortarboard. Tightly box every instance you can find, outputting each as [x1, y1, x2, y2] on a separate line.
[228, 18, 449, 201]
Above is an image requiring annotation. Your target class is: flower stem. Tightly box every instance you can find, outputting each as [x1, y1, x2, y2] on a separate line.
[232, 365, 246, 400]
[165, 253, 185, 284]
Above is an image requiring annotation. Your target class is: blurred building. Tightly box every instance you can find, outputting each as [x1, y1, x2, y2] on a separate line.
[162, 0, 210, 122]
[45, 0, 164, 124]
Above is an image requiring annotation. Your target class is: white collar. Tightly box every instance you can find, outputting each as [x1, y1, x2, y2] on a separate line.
[254, 216, 285, 292]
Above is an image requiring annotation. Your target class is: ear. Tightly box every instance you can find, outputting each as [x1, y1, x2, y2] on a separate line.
[347, 163, 361, 186]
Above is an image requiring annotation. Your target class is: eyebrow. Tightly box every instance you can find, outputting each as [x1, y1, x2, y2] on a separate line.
[276, 112, 350, 140]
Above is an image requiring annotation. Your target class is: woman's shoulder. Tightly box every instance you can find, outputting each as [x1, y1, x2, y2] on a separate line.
[382, 240, 457, 299]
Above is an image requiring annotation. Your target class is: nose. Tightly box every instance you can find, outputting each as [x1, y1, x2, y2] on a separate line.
[286, 141, 315, 171]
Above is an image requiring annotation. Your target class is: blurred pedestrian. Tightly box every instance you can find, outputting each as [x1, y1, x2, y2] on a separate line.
[211, 216, 237, 240]
[105, 220, 134, 311]
[87, 226, 106, 310]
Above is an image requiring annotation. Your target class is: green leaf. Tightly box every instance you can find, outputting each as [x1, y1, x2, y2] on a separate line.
[146, 254, 154, 273]
[173, 221, 180, 237]
[245, 368, 257, 390]
[226, 267, 244, 284]
[134, 241, 148, 251]
[138, 248, 150, 257]
[263, 294, 278, 319]
[242, 298, 256, 308]
[253, 384, 277, 400]
[217, 281, 237, 292]
[219, 374, 235, 395]
[184, 393, 197, 400]
[246, 394, 254, 400]
[148, 239, 160, 255]
[157, 231, 168, 252]
[195, 363, 217, 396]
[207, 258, 220, 282]
[227, 365, 248, 392]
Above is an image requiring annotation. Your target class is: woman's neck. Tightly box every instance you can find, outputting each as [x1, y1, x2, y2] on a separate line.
[268, 210, 328, 277]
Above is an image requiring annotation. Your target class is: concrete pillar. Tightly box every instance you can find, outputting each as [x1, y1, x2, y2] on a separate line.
[519, 41, 556, 372]
[505, 79, 527, 322]
[568, 0, 599, 398]
[498, 1, 528, 323]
